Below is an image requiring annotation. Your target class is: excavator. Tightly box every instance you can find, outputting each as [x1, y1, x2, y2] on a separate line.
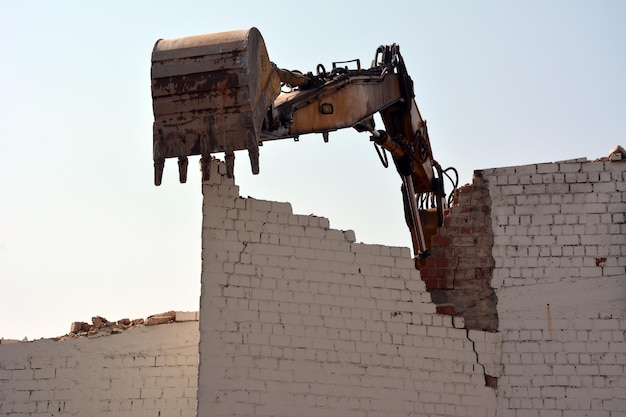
[150, 27, 457, 268]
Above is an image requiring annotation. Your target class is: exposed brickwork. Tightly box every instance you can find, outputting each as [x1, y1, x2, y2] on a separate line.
[421, 171, 499, 332]
[198, 159, 497, 417]
[2, 156, 623, 417]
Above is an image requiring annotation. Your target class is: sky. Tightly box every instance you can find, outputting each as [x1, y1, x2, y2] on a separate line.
[1, 0, 624, 340]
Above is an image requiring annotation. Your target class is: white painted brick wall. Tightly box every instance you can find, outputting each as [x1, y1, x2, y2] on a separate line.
[198, 159, 497, 417]
[482, 159, 626, 417]
[5, 157, 622, 417]
[0, 321, 198, 417]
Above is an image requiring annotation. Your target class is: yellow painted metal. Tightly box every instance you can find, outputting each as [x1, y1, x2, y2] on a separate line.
[150, 28, 450, 264]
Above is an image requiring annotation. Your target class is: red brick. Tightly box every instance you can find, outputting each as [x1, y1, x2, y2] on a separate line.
[422, 278, 438, 290]
[436, 304, 456, 315]
[436, 278, 455, 290]
[422, 277, 453, 290]
[430, 246, 452, 257]
[417, 178, 497, 332]
[454, 278, 484, 290]
[431, 235, 453, 247]
[420, 267, 454, 280]
[434, 258, 457, 268]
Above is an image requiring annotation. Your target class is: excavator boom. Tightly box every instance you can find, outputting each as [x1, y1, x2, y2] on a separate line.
[150, 27, 455, 266]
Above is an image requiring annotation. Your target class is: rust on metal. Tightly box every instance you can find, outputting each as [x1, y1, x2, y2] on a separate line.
[150, 28, 458, 263]
[151, 27, 280, 184]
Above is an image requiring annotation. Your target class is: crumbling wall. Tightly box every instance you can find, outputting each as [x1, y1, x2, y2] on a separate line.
[0, 314, 198, 417]
[417, 156, 625, 415]
[4, 156, 622, 417]
[482, 158, 626, 416]
[198, 160, 497, 417]
[420, 172, 499, 331]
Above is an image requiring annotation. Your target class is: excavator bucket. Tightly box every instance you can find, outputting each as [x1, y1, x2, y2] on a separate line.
[151, 27, 280, 184]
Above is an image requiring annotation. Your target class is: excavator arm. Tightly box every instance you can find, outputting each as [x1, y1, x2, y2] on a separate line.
[150, 27, 455, 267]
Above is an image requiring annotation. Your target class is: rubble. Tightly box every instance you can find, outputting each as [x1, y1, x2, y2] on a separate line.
[608, 145, 626, 161]
[56, 311, 193, 341]
[594, 145, 626, 162]
[145, 311, 176, 326]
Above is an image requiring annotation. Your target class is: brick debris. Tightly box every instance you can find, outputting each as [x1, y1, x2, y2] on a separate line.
[59, 311, 178, 340]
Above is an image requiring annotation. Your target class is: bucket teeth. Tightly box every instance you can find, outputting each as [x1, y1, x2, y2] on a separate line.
[178, 156, 188, 183]
[177, 140, 188, 183]
[200, 157, 212, 182]
[225, 152, 235, 178]
[246, 130, 260, 175]
[154, 159, 165, 186]
[150, 27, 280, 185]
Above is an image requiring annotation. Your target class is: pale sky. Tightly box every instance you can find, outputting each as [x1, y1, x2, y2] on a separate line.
[1, 0, 624, 340]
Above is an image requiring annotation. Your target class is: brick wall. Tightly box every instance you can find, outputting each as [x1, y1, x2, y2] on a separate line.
[420, 172, 499, 332]
[420, 157, 625, 415]
[198, 159, 498, 417]
[3, 156, 623, 417]
[481, 159, 626, 416]
[0, 318, 198, 417]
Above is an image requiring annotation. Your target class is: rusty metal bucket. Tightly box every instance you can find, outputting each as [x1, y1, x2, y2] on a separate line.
[151, 27, 280, 184]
